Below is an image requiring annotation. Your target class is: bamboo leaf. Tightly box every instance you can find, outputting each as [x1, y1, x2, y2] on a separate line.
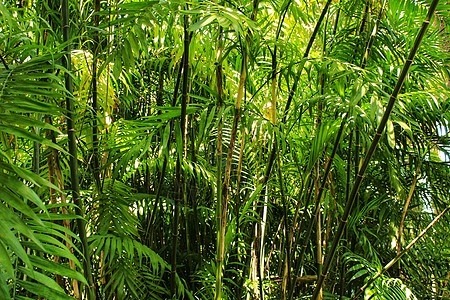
[17, 280, 75, 300]
[0, 241, 14, 277]
[29, 256, 87, 285]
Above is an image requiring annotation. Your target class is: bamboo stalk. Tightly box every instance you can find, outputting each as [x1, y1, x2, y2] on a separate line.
[397, 161, 422, 255]
[278, 150, 291, 299]
[262, 7, 336, 290]
[216, 1, 259, 298]
[170, 13, 190, 297]
[312, 1, 440, 298]
[261, 0, 333, 196]
[145, 55, 184, 241]
[215, 26, 225, 300]
[61, 0, 96, 297]
[338, 131, 353, 299]
[282, 0, 332, 121]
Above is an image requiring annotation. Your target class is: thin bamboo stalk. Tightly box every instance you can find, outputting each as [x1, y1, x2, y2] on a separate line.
[313, 67, 326, 300]
[339, 131, 352, 300]
[145, 55, 184, 241]
[61, 0, 96, 297]
[260, 0, 333, 197]
[282, 0, 332, 121]
[397, 161, 423, 255]
[278, 151, 291, 299]
[214, 26, 225, 300]
[170, 13, 190, 297]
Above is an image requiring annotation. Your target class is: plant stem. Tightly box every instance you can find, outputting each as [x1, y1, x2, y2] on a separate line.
[170, 12, 190, 297]
[215, 26, 225, 300]
[397, 160, 422, 255]
[62, 0, 96, 297]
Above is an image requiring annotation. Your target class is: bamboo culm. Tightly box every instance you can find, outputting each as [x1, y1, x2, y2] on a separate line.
[62, 0, 96, 297]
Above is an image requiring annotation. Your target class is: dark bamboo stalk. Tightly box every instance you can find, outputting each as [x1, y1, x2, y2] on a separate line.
[32, 136, 40, 176]
[214, 26, 225, 300]
[312, 2, 439, 298]
[220, 51, 246, 219]
[361, 0, 387, 69]
[145, 55, 184, 241]
[61, 0, 96, 298]
[282, 0, 332, 122]
[217, 42, 246, 300]
[170, 13, 190, 297]
[288, 113, 346, 299]
[0, 53, 9, 70]
[338, 131, 353, 300]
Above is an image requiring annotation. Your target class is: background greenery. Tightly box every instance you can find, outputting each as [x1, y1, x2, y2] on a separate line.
[1, 0, 450, 299]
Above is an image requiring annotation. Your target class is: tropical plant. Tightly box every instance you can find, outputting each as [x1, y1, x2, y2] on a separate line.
[1, 0, 450, 299]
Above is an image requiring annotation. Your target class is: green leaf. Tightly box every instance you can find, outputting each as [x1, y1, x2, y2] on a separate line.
[0, 124, 65, 153]
[19, 266, 66, 294]
[29, 256, 87, 285]
[17, 280, 75, 300]
[0, 188, 42, 226]
[350, 78, 369, 106]
[387, 118, 395, 148]
[350, 268, 369, 282]
[0, 224, 32, 269]
[189, 15, 216, 31]
[0, 241, 14, 277]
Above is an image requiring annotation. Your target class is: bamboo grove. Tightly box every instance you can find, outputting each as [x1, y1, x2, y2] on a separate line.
[1, 0, 450, 299]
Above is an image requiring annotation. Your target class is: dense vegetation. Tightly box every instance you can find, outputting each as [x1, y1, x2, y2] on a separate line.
[1, 0, 450, 299]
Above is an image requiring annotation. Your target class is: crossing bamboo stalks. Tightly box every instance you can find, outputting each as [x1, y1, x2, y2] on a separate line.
[282, 0, 332, 122]
[397, 160, 423, 255]
[289, 2, 387, 296]
[254, 3, 334, 294]
[351, 207, 450, 300]
[312, 1, 440, 298]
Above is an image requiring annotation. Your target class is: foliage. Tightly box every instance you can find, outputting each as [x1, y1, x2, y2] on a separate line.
[0, 0, 450, 299]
